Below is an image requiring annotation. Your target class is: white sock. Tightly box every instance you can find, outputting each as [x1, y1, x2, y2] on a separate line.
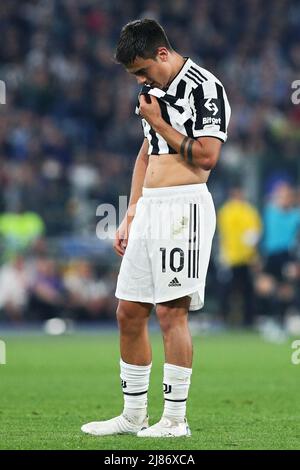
[162, 363, 192, 423]
[120, 359, 151, 425]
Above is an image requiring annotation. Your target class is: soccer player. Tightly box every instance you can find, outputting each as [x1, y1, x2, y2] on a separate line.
[82, 19, 231, 438]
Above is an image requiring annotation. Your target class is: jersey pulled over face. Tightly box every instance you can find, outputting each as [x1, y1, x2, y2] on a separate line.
[135, 58, 231, 156]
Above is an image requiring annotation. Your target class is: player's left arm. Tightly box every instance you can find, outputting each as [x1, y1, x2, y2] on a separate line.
[139, 94, 222, 171]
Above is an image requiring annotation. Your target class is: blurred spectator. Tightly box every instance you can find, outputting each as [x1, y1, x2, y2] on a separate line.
[63, 259, 114, 320]
[255, 183, 300, 321]
[262, 183, 300, 278]
[0, 255, 29, 323]
[217, 187, 262, 326]
[27, 256, 66, 320]
[0, 207, 45, 260]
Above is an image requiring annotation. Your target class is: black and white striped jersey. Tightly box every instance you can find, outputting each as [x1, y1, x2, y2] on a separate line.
[135, 57, 231, 155]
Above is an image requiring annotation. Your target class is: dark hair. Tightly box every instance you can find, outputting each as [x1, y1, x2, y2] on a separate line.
[115, 19, 172, 66]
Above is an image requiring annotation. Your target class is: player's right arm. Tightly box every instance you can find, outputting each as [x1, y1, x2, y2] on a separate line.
[113, 138, 149, 257]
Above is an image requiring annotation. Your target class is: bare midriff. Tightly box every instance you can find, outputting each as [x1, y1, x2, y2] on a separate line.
[143, 153, 210, 188]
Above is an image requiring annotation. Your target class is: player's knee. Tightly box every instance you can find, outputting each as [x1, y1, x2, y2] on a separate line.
[116, 302, 146, 334]
[156, 305, 187, 334]
[116, 303, 133, 328]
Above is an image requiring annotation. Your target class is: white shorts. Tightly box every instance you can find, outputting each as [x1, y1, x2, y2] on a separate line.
[115, 183, 216, 311]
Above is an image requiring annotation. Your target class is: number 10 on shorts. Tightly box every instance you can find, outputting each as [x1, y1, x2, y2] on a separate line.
[160, 247, 184, 273]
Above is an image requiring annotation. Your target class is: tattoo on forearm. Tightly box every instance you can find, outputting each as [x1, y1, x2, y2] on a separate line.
[180, 136, 194, 163]
[180, 136, 189, 159]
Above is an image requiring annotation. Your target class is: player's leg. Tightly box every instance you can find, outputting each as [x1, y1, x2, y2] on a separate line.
[118, 299, 152, 365]
[81, 299, 153, 436]
[156, 296, 192, 367]
[118, 300, 152, 425]
[137, 185, 216, 437]
[138, 296, 192, 438]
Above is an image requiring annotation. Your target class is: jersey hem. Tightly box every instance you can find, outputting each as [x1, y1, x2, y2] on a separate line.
[115, 292, 154, 305]
[154, 286, 205, 310]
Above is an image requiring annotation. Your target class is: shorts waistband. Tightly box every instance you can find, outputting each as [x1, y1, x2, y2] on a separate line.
[142, 183, 208, 198]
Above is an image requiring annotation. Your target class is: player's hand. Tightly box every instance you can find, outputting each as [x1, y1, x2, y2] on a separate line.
[139, 94, 162, 127]
[113, 217, 131, 257]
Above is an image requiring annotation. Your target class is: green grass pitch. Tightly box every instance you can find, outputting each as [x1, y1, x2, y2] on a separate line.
[0, 331, 299, 450]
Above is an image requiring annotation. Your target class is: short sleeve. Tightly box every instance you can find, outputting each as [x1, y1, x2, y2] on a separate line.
[190, 80, 231, 142]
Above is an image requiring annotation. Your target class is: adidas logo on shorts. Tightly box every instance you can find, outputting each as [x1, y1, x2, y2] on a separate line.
[168, 277, 181, 287]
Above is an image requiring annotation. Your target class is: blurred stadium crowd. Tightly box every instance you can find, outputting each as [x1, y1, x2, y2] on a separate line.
[0, 0, 300, 327]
